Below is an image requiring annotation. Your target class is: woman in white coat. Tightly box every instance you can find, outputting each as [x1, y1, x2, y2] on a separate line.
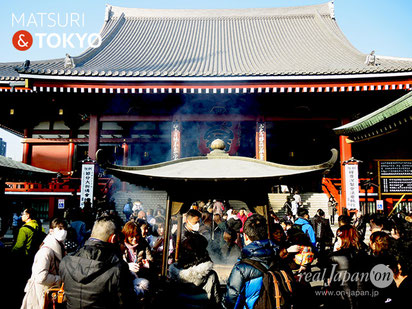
[21, 218, 68, 309]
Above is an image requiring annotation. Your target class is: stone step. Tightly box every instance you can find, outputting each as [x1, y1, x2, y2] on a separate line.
[269, 193, 330, 218]
[111, 190, 330, 221]
[111, 188, 167, 220]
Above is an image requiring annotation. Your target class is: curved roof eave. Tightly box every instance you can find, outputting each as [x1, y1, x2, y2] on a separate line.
[334, 91, 412, 135]
[17, 71, 412, 82]
[0, 156, 57, 182]
[97, 149, 338, 181]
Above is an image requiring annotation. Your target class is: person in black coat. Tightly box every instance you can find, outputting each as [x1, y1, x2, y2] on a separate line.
[312, 209, 334, 268]
[386, 231, 412, 308]
[220, 227, 242, 264]
[226, 209, 242, 233]
[361, 231, 397, 309]
[59, 216, 137, 309]
[167, 209, 220, 308]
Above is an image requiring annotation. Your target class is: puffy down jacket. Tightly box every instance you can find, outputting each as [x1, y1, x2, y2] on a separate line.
[223, 239, 279, 309]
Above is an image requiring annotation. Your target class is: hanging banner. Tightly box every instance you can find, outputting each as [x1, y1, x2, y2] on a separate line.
[256, 122, 266, 161]
[80, 163, 94, 208]
[171, 122, 181, 160]
[345, 164, 360, 210]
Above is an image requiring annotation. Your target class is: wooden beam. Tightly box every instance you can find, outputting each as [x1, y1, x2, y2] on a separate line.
[31, 77, 412, 91]
[22, 137, 169, 144]
[88, 115, 100, 160]
[100, 115, 337, 122]
[161, 195, 173, 277]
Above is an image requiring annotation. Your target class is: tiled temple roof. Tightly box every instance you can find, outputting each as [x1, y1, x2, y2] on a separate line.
[334, 91, 412, 141]
[4, 2, 412, 80]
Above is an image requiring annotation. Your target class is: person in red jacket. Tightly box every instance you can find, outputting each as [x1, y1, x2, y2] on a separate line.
[237, 208, 252, 233]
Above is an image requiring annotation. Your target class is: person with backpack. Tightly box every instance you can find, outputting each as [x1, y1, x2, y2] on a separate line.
[222, 214, 294, 309]
[10, 208, 47, 304]
[293, 208, 316, 249]
[12, 208, 46, 267]
[123, 198, 133, 222]
[20, 218, 68, 309]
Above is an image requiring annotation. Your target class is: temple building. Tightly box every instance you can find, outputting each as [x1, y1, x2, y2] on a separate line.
[0, 1, 411, 217]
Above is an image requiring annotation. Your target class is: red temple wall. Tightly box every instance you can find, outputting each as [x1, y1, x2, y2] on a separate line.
[31, 145, 71, 175]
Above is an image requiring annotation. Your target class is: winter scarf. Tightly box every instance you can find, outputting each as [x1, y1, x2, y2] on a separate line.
[124, 242, 138, 262]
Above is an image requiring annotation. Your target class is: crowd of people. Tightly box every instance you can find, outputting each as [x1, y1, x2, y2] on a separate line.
[1, 196, 411, 309]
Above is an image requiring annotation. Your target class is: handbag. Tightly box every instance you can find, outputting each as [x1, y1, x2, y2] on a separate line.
[43, 283, 66, 309]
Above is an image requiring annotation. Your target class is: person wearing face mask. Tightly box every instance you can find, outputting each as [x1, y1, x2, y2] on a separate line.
[168, 209, 220, 308]
[184, 209, 202, 233]
[181, 209, 208, 249]
[20, 218, 68, 309]
[168, 231, 221, 308]
[173, 209, 209, 265]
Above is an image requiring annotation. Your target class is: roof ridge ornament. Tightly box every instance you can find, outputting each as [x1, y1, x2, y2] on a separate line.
[328, 1, 335, 19]
[365, 50, 376, 66]
[207, 139, 229, 157]
[64, 53, 75, 69]
[23, 60, 30, 70]
[105, 5, 113, 22]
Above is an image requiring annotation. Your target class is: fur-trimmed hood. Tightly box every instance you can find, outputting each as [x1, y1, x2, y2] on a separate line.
[168, 261, 214, 286]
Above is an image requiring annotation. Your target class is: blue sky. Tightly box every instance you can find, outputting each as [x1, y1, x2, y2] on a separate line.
[1, 0, 412, 160]
[1, 0, 411, 62]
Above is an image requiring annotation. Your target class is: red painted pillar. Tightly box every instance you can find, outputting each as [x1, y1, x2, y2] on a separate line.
[122, 142, 129, 165]
[22, 143, 30, 164]
[385, 198, 393, 215]
[22, 128, 31, 164]
[339, 134, 352, 216]
[68, 142, 75, 175]
[122, 142, 129, 191]
[256, 121, 267, 161]
[88, 115, 100, 160]
[49, 197, 55, 218]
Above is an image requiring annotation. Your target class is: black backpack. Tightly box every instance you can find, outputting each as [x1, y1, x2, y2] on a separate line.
[242, 258, 294, 309]
[24, 225, 47, 257]
[290, 223, 303, 232]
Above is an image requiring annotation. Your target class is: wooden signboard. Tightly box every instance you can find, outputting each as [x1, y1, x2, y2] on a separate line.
[377, 160, 412, 198]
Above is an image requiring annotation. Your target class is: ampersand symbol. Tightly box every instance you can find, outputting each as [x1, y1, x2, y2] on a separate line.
[12, 30, 33, 51]
[18, 34, 29, 48]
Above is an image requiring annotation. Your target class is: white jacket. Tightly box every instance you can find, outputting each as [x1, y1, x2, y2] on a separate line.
[21, 234, 63, 309]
